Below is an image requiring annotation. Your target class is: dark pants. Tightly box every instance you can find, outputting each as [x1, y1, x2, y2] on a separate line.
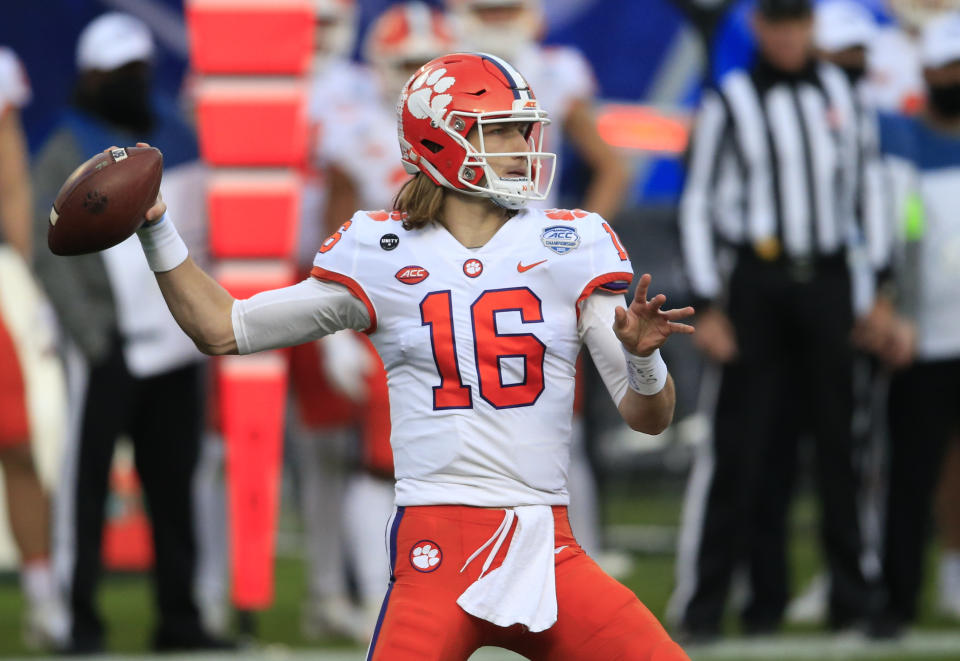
[67, 338, 204, 647]
[680, 252, 873, 633]
[884, 358, 960, 622]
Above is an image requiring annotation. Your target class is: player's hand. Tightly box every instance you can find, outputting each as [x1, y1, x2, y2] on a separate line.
[880, 316, 916, 369]
[103, 142, 166, 224]
[614, 273, 694, 357]
[692, 307, 738, 363]
[852, 296, 895, 354]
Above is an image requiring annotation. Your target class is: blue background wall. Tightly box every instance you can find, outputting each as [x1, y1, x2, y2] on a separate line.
[0, 0, 693, 150]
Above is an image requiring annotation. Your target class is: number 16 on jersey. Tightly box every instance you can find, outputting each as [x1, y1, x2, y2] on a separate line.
[420, 287, 546, 411]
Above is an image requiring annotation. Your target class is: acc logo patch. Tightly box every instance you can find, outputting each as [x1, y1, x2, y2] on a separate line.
[410, 540, 442, 572]
[541, 225, 581, 255]
[396, 266, 429, 284]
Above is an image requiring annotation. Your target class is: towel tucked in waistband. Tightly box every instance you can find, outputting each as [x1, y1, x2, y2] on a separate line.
[456, 504, 557, 632]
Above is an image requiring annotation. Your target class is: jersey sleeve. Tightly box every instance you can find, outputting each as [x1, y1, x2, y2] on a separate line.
[579, 291, 629, 405]
[231, 278, 370, 354]
[0, 48, 30, 113]
[555, 211, 633, 318]
[310, 210, 380, 333]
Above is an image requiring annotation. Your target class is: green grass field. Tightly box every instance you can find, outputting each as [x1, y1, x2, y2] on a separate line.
[0, 478, 957, 660]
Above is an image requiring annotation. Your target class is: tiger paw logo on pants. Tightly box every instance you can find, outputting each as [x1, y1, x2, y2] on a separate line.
[410, 540, 442, 572]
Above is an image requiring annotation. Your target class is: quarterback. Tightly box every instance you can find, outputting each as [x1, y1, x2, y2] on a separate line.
[128, 53, 691, 660]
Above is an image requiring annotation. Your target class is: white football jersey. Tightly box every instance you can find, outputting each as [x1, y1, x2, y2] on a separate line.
[319, 99, 411, 210]
[310, 207, 632, 507]
[298, 58, 380, 265]
[0, 47, 30, 113]
[865, 26, 924, 114]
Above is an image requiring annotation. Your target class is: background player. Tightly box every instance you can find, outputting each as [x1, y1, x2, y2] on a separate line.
[0, 44, 68, 651]
[446, 0, 629, 218]
[288, 0, 378, 640]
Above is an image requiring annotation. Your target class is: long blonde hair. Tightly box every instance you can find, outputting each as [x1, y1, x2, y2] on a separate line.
[392, 172, 518, 230]
[393, 173, 446, 230]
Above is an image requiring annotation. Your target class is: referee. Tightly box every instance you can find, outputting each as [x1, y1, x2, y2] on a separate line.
[668, 0, 883, 638]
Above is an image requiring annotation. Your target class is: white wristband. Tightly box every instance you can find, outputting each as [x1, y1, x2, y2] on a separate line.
[136, 213, 188, 272]
[623, 347, 668, 396]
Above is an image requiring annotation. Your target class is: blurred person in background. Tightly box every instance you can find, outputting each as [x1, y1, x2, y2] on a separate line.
[669, 0, 885, 639]
[29, 13, 227, 653]
[869, 0, 960, 113]
[880, 0, 960, 624]
[288, 0, 379, 641]
[446, 0, 630, 567]
[867, 11, 960, 632]
[0, 45, 69, 651]
[445, 0, 629, 219]
[785, 0, 889, 626]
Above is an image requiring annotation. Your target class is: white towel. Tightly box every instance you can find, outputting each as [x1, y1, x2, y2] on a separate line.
[456, 505, 557, 632]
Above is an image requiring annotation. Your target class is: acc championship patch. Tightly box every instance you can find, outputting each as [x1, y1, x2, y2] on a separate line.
[541, 225, 580, 255]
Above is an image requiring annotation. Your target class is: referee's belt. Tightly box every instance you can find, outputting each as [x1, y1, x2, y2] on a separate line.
[740, 240, 846, 282]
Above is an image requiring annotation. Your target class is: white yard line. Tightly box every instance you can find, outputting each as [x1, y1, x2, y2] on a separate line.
[686, 631, 960, 660]
[5, 632, 960, 661]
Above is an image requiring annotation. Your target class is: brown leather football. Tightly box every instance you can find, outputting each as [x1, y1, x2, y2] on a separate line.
[48, 146, 163, 256]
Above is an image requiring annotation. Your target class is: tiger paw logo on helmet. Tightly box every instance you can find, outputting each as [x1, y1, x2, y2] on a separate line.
[406, 68, 456, 121]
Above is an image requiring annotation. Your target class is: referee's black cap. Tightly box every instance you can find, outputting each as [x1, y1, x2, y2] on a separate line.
[755, 0, 813, 20]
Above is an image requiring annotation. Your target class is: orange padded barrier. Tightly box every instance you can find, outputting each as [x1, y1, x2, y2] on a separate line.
[215, 260, 297, 301]
[217, 353, 287, 609]
[195, 79, 308, 166]
[186, 0, 314, 75]
[208, 171, 301, 259]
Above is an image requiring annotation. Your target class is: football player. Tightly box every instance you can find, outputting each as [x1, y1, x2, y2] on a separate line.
[125, 52, 691, 660]
[0, 46, 69, 650]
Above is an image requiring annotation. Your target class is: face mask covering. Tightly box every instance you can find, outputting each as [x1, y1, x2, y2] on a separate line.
[76, 67, 154, 134]
[841, 65, 866, 84]
[928, 83, 960, 118]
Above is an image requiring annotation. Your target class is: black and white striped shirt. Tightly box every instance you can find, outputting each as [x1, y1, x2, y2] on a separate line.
[679, 58, 886, 301]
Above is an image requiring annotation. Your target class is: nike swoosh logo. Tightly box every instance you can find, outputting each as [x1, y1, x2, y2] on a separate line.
[517, 260, 547, 273]
[554, 545, 569, 555]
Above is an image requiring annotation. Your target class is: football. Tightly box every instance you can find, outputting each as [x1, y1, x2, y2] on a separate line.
[48, 146, 163, 256]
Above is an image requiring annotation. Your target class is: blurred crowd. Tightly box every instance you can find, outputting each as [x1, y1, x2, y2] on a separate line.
[0, 0, 958, 655]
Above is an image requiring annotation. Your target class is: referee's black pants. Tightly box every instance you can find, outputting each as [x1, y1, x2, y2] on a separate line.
[884, 358, 960, 623]
[680, 253, 873, 634]
[65, 336, 204, 649]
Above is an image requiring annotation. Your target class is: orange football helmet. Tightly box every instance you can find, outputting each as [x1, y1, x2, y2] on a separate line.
[364, 2, 457, 102]
[397, 52, 556, 209]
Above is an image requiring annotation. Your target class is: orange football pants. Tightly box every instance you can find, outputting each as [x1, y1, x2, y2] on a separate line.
[368, 505, 689, 661]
